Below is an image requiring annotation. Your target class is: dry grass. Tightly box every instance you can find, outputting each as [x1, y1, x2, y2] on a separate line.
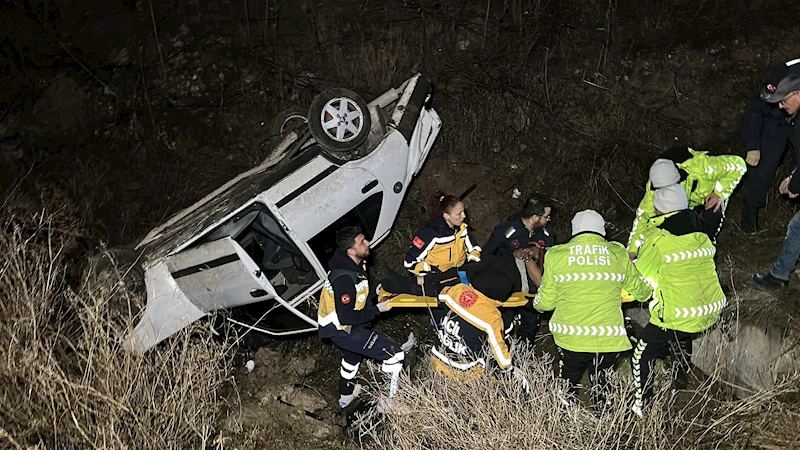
[356, 341, 800, 450]
[0, 193, 232, 449]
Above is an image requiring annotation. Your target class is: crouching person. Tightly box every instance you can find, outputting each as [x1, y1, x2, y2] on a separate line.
[432, 265, 520, 381]
[631, 185, 726, 416]
[317, 226, 402, 409]
[533, 210, 653, 404]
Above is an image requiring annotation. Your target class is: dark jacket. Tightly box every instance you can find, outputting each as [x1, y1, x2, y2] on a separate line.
[742, 97, 793, 153]
[317, 250, 378, 338]
[404, 216, 481, 275]
[786, 116, 800, 194]
[483, 215, 555, 257]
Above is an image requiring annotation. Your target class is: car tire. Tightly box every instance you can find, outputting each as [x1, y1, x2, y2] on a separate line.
[263, 108, 308, 162]
[270, 108, 308, 140]
[308, 89, 371, 152]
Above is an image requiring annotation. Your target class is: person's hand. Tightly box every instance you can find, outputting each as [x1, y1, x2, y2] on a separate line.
[746, 149, 761, 166]
[513, 247, 537, 262]
[779, 176, 799, 199]
[779, 176, 791, 194]
[377, 300, 392, 312]
[704, 192, 725, 213]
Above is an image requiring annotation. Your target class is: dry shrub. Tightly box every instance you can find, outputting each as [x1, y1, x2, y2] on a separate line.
[358, 344, 800, 450]
[0, 193, 232, 449]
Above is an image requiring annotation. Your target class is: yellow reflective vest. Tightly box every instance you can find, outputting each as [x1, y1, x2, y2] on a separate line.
[404, 217, 481, 275]
[634, 212, 726, 333]
[627, 149, 746, 254]
[534, 233, 653, 353]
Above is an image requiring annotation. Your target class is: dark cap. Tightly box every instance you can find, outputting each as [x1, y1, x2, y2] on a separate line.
[761, 58, 800, 103]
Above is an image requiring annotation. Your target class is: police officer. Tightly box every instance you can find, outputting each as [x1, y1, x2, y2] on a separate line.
[404, 191, 481, 277]
[631, 186, 727, 416]
[317, 226, 401, 409]
[740, 59, 800, 233]
[483, 195, 555, 344]
[534, 210, 652, 404]
[628, 147, 746, 259]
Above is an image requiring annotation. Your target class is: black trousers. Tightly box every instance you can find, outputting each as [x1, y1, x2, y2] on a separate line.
[742, 135, 791, 210]
[694, 205, 725, 244]
[330, 327, 401, 396]
[502, 306, 540, 345]
[631, 323, 693, 408]
[557, 348, 619, 402]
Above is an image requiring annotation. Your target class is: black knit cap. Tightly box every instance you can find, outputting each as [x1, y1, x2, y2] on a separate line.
[761, 59, 800, 103]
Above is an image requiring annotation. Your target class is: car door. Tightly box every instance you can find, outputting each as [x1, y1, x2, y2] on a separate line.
[165, 236, 277, 311]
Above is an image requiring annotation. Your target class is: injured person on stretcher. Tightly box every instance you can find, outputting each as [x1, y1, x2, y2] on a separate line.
[378, 255, 536, 378]
[379, 253, 539, 310]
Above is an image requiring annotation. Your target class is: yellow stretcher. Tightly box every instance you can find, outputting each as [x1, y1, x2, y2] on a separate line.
[380, 288, 636, 307]
[380, 288, 532, 308]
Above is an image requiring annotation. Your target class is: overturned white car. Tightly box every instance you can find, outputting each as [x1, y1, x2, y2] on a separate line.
[126, 74, 440, 351]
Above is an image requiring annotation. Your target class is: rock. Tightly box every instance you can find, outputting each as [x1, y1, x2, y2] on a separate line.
[693, 322, 800, 397]
[277, 385, 327, 413]
[288, 411, 336, 439]
[626, 297, 800, 397]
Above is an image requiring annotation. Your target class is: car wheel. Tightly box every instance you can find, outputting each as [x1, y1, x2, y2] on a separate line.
[270, 108, 308, 140]
[263, 108, 309, 162]
[308, 89, 371, 152]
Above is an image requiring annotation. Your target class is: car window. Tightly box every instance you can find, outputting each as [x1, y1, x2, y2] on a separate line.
[307, 192, 383, 270]
[193, 201, 319, 294]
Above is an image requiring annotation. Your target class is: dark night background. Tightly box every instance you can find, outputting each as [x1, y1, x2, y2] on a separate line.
[1, 0, 800, 448]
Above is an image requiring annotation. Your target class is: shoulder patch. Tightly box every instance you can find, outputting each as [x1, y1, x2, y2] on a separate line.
[412, 236, 425, 249]
[458, 290, 478, 308]
[340, 294, 351, 305]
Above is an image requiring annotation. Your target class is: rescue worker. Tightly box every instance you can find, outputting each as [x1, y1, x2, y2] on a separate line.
[752, 63, 800, 288]
[533, 210, 653, 403]
[631, 185, 727, 416]
[740, 58, 800, 233]
[317, 226, 401, 409]
[432, 263, 521, 381]
[404, 192, 481, 278]
[483, 195, 555, 344]
[483, 194, 555, 259]
[627, 146, 747, 259]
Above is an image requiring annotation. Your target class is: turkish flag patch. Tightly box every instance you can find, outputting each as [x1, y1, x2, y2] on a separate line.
[458, 290, 478, 308]
[412, 236, 425, 249]
[340, 294, 351, 305]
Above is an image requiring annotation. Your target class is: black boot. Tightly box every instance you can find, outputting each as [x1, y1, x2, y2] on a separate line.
[672, 365, 689, 390]
[753, 272, 788, 290]
[741, 206, 760, 233]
